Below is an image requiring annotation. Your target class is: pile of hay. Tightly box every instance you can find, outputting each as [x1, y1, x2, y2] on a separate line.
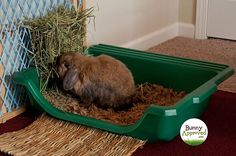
[24, 5, 94, 91]
[43, 83, 186, 125]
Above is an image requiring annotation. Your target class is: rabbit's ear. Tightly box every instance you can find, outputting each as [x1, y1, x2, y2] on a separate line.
[63, 68, 79, 90]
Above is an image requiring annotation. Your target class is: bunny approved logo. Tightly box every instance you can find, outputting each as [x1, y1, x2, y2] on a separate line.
[180, 118, 208, 146]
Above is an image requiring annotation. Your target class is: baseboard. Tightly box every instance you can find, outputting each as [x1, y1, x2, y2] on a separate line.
[121, 23, 178, 50]
[178, 23, 195, 38]
[121, 22, 195, 50]
[0, 107, 26, 123]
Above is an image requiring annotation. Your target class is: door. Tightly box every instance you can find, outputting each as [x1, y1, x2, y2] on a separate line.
[207, 0, 236, 40]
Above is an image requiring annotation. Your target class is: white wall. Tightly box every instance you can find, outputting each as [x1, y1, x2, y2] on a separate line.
[86, 0, 179, 49]
[179, 0, 196, 24]
[86, 0, 196, 50]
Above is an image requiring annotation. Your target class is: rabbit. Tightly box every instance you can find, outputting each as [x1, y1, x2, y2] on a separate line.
[56, 52, 136, 110]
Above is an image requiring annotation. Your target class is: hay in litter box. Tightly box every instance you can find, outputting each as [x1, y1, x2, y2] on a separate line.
[24, 5, 94, 92]
[43, 83, 186, 125]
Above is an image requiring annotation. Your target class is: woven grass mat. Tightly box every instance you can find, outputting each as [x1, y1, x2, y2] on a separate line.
[0, 114, 145, 156]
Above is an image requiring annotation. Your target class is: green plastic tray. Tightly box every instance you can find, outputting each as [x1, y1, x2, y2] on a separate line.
[13, 44, 234, 142]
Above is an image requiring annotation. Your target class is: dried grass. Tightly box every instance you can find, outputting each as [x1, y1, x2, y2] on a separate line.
[0, 115, 145, 156]
[43, 83, 186, 125]
[24, 5, 94, 91]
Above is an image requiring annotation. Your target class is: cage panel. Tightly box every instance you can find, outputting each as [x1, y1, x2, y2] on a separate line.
[0, 0, 83, 122]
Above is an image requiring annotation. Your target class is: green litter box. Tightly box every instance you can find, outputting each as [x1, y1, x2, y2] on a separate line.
[13, 44, 234, 142]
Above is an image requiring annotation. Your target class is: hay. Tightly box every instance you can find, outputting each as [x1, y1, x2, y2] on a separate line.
[0, 115, 145, 156]
[43, 83, 186, 125]
[24, 5, 94, 92]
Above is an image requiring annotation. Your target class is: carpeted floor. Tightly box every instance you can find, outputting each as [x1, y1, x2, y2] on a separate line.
[148, 37, 236, 93]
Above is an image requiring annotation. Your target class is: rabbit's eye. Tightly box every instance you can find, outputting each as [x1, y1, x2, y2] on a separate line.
[64, 62, 70, 68]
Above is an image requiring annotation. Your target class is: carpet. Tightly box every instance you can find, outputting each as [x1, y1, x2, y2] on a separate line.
[148, 37, 236, 93]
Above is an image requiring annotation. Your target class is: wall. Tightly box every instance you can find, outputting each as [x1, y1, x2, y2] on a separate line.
[178, 0, 196, 39]
[86, 0, 196, 50]
[86, 0, 179, 49]
[179, 0, 196, 24]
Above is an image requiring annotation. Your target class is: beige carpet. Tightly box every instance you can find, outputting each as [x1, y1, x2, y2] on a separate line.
[148, 37, 236, 93]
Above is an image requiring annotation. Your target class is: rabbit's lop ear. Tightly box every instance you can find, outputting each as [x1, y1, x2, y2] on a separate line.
[63, 68, 79, 90]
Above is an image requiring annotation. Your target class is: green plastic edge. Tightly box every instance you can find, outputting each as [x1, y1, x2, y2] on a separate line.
[88, 45, 226, 72]
[94, 44, 228, 69]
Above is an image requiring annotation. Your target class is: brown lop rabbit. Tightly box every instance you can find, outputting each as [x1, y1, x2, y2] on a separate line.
[56, 52, 136, 110]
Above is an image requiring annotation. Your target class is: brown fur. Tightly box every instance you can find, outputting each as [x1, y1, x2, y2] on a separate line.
[56, 53, 136, 110]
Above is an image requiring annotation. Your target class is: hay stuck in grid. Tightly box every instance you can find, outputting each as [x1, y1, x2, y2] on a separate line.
[43, 83, 186, 125]
[24, 5, 94, 92]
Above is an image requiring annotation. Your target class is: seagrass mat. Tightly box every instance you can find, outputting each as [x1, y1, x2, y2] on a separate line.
[0, 114, 145, 156]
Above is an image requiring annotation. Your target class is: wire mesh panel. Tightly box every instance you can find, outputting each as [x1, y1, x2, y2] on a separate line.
[0, 0, 82, 120]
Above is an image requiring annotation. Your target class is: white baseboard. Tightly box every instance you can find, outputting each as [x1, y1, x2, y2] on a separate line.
[121, 23, 178, 50]
[178, 23, 195, 38]
[121, 22, 195, 50]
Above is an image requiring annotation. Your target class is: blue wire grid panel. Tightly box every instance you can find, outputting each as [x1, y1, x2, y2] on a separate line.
[0, 0, 82, 121]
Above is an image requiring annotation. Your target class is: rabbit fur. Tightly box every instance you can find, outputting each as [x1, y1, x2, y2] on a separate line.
[56, 52, 136, 110]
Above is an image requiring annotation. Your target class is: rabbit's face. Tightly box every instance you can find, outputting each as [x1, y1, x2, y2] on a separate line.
[56, 53, 83, 91]
[56, 54, 73, 80]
